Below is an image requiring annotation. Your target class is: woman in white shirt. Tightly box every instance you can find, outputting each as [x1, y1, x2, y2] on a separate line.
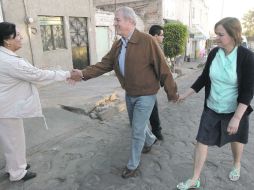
[0, 22, 81, 181]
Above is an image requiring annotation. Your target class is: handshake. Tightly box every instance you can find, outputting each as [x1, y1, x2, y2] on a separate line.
[68, 69, 83, 83]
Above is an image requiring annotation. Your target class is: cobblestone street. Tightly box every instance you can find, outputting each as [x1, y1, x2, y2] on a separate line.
[0, 64, 254, 190]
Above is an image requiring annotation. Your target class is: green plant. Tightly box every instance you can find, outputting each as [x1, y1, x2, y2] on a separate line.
[163, 22, 188, 71]
[242, 9, 254, 37]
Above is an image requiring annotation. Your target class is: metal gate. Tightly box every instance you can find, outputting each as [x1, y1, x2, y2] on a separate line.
[69, 17, 89, 69]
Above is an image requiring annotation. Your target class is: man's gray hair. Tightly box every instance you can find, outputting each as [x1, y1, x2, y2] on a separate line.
[116, 6, 137, 25]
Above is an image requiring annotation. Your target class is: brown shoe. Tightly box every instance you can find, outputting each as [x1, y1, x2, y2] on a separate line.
[142, 139, 157, 154]
[121, 167, 138, 178]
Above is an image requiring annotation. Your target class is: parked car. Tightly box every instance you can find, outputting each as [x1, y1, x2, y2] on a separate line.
[241, 36, 248, 48]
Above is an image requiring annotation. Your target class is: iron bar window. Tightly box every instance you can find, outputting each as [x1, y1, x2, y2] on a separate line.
[39, 16, 66, 51]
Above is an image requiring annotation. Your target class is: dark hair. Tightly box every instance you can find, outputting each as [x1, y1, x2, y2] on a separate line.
[149, 25, 163, 36]
[0, 22, 16, 46]
[214, 17, 242, 45]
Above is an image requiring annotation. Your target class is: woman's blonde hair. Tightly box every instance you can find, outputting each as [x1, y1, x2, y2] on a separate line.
[214, 17, 242, 45]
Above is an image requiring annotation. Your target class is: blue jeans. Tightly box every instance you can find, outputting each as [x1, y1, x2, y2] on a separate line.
[125, 94, 157, 170]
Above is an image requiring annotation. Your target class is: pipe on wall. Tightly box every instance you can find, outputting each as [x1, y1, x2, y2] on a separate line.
[0, 0, 5, 21]
[23, 0, 36, 65]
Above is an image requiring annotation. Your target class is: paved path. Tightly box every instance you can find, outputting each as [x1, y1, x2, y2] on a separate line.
[0, 63, 254, 190]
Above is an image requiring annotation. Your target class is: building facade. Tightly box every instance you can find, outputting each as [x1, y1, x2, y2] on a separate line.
[95, 0, 164, 32]
[0, 0, 96, 70]
[94, 0, 209, 61]
[95, 10, 115, 62]
[94, 8, 144, 62]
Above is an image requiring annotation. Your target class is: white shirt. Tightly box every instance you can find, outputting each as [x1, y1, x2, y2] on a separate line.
[118, 30, 135, 76]
[0, 46, 70, 118]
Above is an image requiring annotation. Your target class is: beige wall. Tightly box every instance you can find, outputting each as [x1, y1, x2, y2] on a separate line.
[1, 0, 96, 69]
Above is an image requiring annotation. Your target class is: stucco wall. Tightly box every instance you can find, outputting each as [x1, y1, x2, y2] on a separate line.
[1, 0, 96, 69]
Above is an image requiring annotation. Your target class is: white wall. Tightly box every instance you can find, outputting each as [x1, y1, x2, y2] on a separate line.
[163, 0, 177, 20]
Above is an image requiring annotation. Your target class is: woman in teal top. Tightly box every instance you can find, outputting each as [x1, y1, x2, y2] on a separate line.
[176, 17, 254, 190]
[207, 46, 238, 113]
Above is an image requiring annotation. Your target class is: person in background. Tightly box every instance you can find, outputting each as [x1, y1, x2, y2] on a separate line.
[148, 24, 165, 140]
[176, 17, 254, 189]
[71, 7, 178, 178]
[0, 22, 81, 182]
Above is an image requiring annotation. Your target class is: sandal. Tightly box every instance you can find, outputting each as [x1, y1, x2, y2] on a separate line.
[177, 179, 200, 190]
[229, 167, 240, 181]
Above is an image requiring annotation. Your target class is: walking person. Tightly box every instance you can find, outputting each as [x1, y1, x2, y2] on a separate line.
[176, 17, 254, 189]
[0, 22, 81, 182]
[71, 7, 178, 178]
[148, 24, 166, 140]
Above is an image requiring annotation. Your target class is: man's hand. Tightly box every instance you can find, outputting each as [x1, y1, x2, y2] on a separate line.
[172, 93, 180, 103]
[174, 88, 196, 104]
[70, 69, 83, 81]
[175, 94, 187, 103]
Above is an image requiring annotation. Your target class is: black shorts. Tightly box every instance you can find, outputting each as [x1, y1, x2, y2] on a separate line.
[196, 107, 249, 147]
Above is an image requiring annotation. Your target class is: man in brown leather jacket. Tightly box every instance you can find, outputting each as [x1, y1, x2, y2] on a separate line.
[72, 6, 178, 178]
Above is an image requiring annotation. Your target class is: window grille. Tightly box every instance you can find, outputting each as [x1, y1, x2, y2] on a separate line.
[39, 16, 66, 51]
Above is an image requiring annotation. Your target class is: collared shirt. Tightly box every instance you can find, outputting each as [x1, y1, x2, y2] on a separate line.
[118, 30, 134, 76]
[0, 46, 19, 57]
[207, 47, 238, 113]
[0, 46, 70, 119]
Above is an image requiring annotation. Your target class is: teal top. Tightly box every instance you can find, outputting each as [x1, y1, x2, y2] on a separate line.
[207, 47, 238, 113]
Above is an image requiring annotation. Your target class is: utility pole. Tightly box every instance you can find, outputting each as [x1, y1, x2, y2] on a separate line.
[23, 0, 36, 66]
[114, 0, 118, 41]
[186, 0, 193, 62]
[189, 0, 192, 27]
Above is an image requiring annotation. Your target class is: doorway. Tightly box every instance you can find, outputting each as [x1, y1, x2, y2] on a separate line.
[95, 26, 110, 62]
[69, 17, 90, 69]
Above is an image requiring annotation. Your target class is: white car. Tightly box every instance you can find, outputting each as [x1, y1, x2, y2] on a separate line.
[241, 36, 248, 48]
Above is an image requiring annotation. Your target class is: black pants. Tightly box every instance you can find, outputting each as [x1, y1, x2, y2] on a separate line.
[149, 99, 161, 132]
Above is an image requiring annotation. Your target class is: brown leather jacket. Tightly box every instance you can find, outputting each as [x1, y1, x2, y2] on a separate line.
[82, 29, 178, 101]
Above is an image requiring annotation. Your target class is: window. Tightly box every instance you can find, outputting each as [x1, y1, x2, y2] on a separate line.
[39, 16, 66, 51]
